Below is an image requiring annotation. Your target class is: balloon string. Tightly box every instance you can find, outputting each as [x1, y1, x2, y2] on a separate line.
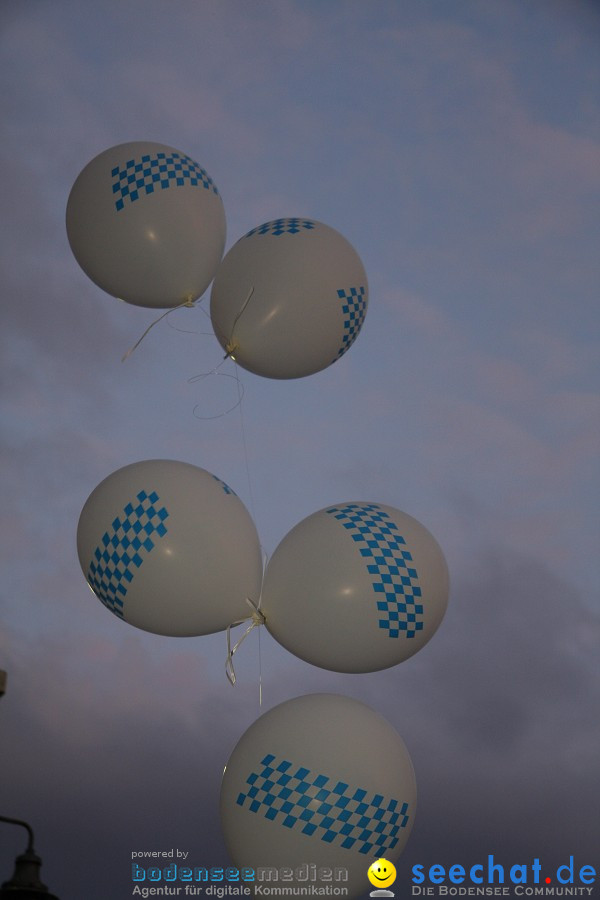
[257, 548, 269, 708]
[187, 302, 249, 420]
[188, 355, 229, 381]
[121, 297, 196, 362]
[234, 360, 258, 521]
[224, 285, 255, 359]
[167, 299, 213, 335]
[222, 378, 269, 704]
[225, 597, 266, 687]
[213, 287, 265, 704]
[190, 370, 246, 420]
[258, 623, 263, 708]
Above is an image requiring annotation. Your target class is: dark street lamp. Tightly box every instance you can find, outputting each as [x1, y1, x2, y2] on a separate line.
[0, 816, 60, 899]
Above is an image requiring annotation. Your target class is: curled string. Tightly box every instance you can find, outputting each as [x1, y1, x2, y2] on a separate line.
[166, 316, 211, 336]
[225, 597, 266, 689]
[189, 368, 245, 420]
[121, 297, 197, 362]
[187, 293, 256, 420]
[224, 549, 269, 704]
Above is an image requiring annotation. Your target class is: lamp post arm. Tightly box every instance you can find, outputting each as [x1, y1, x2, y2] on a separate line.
[0, 815, 35, 852]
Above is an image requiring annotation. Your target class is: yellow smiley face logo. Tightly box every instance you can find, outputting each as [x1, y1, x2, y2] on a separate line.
[367, 858, 397, 889]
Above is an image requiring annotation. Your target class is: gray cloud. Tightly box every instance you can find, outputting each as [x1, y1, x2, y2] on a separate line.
[1, 544, 598, 898]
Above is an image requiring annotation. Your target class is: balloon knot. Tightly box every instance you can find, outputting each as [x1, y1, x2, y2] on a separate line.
[224, 340, 239, 361]
[247, 597, 266, 627]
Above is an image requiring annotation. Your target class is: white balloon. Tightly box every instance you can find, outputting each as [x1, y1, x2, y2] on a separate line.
[210, 218, 368, 379]
[76, 460, 262, 636]
[261, 502, 449, 673]
[220, 693, 416, 899]
[66, 141, 226, 308]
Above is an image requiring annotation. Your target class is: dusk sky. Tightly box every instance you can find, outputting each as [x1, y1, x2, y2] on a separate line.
[0, 2, 599, 898]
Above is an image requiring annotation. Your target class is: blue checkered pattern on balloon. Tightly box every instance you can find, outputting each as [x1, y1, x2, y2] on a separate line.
[212, 474, 237, 497]
[243, 218, 316, 238]
[333, 286, 367, 361]
[87, 490, 169, 617]
[326, 504, 423, 638]
[111, 152, 219, 212]
[237, 754, 410, 856]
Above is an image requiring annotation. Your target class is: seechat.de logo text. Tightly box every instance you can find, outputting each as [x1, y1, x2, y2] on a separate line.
[411, 856, 596, 896]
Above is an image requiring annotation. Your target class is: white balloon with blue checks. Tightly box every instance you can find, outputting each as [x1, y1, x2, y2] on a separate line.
[210, 218, 368, 379]
[261, 502, 449, 673]
[66, 141, 226, 308]
[220, 693, 416, 899]
[76, 459, 262, 636]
